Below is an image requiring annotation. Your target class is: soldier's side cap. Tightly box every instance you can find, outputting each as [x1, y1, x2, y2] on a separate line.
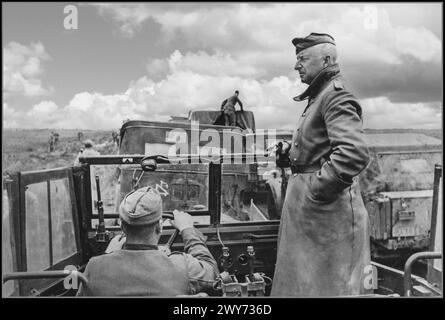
[292, 32, 336, 54]
[119, 187, 163, 226]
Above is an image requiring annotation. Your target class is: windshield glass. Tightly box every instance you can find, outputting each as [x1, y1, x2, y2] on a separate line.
[91, 163, 210, 226]
[220, 162, 280, 223]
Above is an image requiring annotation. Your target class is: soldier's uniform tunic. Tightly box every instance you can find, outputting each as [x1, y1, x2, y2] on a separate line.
[77, 228, 218, 296]
[271, 64, 371, 296]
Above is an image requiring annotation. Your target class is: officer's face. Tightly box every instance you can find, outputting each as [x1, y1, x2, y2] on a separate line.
[294, 48, 326, 84]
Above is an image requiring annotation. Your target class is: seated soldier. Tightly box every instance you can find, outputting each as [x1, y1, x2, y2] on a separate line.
[77, 187, 219, 296]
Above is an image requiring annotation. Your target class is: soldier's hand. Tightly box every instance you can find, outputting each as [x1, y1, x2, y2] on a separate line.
[105, 234, 126, 253]
[171, 210, 194, 232]
[159, 245, 171, 256]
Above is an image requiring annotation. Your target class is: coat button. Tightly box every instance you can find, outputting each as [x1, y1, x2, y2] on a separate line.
[302, 112, 306, 117]
[293, 158, 297, 161]
[294, 143, 298, 147]
[296, 128, 300, 131]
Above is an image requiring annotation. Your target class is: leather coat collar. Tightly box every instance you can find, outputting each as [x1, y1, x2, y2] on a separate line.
[293, 64, 341, 102]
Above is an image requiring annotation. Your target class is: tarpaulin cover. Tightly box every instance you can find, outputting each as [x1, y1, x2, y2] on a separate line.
[189, 110, 255, 131]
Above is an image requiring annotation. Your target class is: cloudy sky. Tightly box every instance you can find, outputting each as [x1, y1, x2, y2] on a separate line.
[2, 2, 442, 130]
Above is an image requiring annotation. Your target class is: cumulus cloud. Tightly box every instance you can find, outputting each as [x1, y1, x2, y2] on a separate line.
[3, 41, 54, 98]
[3, 103, 20, 128]
[3, 50, 306, 130]
[28, 100, 58, 116]
[97, 3, 442, 103]
[362, 97, 441, 129]
[4, 64, 440, 130]
[147, 50, 261, 79]
[3, 4, 441, 130]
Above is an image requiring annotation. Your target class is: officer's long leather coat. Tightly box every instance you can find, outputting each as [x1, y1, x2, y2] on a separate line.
[271, 64, 371, 296]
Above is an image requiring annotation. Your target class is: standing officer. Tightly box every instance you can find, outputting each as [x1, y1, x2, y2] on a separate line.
[271, 33, 371, 296]
[221, 90, 244, 126]
[77, 187, 219, 296]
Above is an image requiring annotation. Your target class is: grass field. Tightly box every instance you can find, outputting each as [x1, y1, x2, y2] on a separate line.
[2, 129, 118, 174]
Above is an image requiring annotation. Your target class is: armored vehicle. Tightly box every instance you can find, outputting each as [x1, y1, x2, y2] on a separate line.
[360, 133, 442, 259]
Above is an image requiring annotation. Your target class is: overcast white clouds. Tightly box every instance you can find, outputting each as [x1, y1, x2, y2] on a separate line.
[3, 41, 54, 98]
[3, 3, 442, 130]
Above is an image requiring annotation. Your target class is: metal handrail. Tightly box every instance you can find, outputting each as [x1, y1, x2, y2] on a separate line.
[3, 270, 88, 287]
[403, 251, 442, 296]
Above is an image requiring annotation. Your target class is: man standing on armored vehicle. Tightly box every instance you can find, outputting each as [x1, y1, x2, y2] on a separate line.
[272, 33, 371, 296]
[221, 90, 244, 126]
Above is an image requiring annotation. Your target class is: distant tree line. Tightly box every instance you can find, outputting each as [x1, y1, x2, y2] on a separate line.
[364, 128, 442, 141]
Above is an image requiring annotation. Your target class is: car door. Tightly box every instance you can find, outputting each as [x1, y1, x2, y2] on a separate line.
[2, 167, 83, 296]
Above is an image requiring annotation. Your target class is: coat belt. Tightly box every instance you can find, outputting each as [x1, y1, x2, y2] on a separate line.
[290, 163, 321, 174]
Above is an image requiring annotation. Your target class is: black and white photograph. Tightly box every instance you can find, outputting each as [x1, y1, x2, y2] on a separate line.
[2, 1, 443, 305]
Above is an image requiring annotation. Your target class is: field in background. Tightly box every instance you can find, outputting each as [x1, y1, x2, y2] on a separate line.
[2, 128, 442, 175]
[3, 129, 118, 174]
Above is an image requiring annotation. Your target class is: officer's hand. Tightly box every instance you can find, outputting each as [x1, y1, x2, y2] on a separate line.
[105, 234, 126, 253]
[171, 210, 194, 232]
[278, 141, 291, 155]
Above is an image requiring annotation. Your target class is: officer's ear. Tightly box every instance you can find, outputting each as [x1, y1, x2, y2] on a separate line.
[323, 55, 331, 67]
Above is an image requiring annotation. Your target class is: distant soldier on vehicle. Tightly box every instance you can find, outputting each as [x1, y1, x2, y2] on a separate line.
[221, 90, 244, 126]
[74, 139, 99, 166]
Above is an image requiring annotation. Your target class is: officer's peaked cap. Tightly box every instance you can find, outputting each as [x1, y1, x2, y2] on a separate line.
[292, 32, 336, 54]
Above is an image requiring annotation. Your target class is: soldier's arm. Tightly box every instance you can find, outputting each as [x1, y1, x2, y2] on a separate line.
[311, 91, 370, 199]
[221, 99, 228, 110]
[181, 227, 219, 288]
[237, 98, 244, 111]
[169, 211, 219, 293]
[168, 227, 219, 294]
